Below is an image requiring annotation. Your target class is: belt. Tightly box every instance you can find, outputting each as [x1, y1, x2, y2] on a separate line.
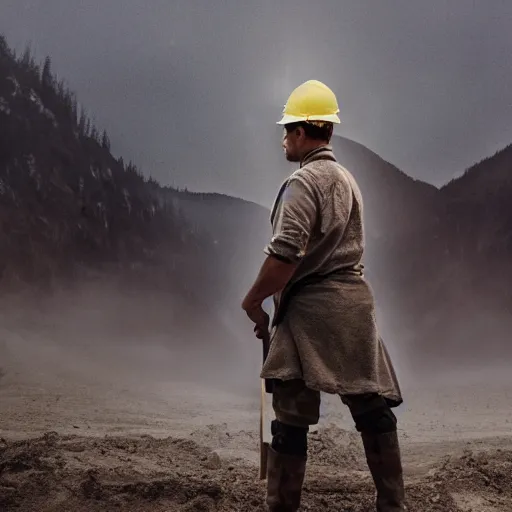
[271, 264, 363, 328]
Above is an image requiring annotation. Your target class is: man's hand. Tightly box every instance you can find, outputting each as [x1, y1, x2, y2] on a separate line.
[251, 306, 270, 340]
[242, 255, 297, 340]
[242, 301, 270, 340]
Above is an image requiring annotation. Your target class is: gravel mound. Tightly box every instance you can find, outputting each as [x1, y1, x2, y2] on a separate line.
[1, 432, 511, 511]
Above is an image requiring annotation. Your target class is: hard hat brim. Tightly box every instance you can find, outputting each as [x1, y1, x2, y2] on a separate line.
[276, 113, 341, 125]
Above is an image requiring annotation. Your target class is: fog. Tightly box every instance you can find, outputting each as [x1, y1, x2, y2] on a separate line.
[0, 283, 261, 396]
[1, 281, 511, 405]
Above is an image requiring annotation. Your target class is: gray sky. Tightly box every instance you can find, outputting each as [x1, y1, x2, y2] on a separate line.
[1, 0, 511, 205]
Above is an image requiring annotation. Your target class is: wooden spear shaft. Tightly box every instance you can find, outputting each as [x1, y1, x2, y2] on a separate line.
[259, 331, 272, 480]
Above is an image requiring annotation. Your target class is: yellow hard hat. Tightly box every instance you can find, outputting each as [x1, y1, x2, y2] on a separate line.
[277, 80, 340, 125]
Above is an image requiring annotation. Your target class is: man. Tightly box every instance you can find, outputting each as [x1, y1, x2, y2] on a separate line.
[242, 80, 406, 511]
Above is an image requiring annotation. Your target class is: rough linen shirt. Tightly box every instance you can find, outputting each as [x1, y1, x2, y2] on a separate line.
[261, 145, 403, 406]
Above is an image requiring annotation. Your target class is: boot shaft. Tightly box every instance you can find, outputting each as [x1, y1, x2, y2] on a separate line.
[361, 430, 406, 511]
[266, 446, 307, 512]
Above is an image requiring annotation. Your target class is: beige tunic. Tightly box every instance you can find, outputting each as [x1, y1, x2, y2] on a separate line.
[261, 145, 403, 407]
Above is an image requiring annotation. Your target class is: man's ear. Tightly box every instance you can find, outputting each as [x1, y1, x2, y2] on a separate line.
[295, 126, 305, 140]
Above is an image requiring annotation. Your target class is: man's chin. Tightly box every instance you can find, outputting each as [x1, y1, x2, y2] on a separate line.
[285, 153, 299, 163]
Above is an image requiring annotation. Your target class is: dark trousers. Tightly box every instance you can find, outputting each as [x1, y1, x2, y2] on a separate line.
[271, 379, 397, 456]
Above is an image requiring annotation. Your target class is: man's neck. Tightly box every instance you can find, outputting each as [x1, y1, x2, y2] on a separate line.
[299, 142, 329, 165]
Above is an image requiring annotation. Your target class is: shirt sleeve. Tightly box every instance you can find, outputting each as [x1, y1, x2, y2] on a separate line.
[264, 174, 318, 263]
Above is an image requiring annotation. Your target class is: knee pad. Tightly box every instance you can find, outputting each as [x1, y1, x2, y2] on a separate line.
[353, 407, 397, 434]
[270, 420, 309, 457]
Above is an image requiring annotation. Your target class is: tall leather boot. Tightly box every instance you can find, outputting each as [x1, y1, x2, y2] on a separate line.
[266, 446, 307, 512]
[361, 430, 406, 511]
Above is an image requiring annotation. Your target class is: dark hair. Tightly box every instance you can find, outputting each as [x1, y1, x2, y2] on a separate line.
[285, 121, 333, 142]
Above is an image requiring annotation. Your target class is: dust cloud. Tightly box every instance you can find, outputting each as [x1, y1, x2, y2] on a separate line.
[0, 282, 261, 426]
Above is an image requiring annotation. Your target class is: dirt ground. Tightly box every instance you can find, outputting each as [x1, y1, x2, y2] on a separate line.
[1, 303, 512, 511]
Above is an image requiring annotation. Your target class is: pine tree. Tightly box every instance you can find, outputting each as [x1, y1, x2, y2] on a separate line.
[101, 130, 111, 150]
[126, 161, 135, 174]
[90, 125, 99, 142]
[78, 109, 87, 135]
[63, 90, 74, 118]
[0, 35, 9, 57]
[41, 56, 53, 87]
[71, 97, 78, 123]
[57, 79, 66, 99]
[20, 45, 32, 67]
[20, 45, 39, 79]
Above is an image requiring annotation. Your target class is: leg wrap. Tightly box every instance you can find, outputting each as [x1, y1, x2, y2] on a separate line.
[353, 406, 398, 434]
[270, 420, 309, 457]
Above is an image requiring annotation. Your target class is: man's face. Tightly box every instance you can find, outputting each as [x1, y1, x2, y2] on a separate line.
[282, 126, 303, 162]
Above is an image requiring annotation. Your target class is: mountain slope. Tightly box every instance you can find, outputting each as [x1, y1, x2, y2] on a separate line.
[440, 144, 512, 264]
[332, 136, 440, 238]
[329, 136, 444, 299]
[0, 35, 269, 300]
[0, 37, 178, 284]
[388, 144, 512, 376]
[443, 144, 512, 201]
[0, 35, 271, 377]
